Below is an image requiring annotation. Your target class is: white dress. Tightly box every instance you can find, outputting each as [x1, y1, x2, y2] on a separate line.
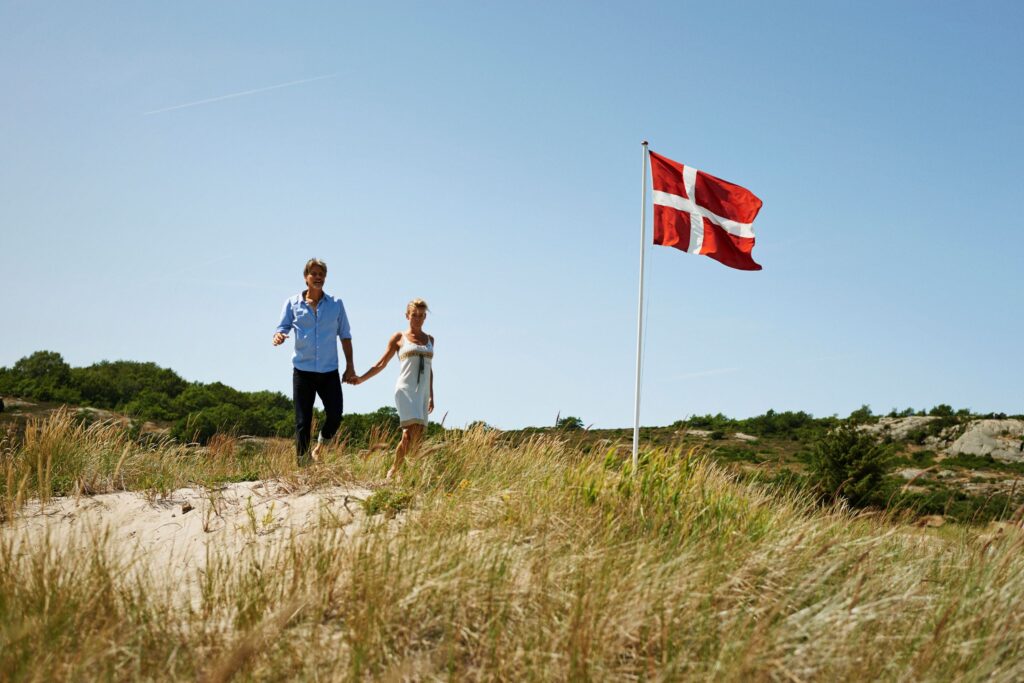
[395, 333, 433, 427]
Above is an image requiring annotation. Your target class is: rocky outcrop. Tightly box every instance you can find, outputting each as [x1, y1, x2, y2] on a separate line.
[861, 416, 1024, 462]
[946, 419, 1024, 463]
[862, 416, 940, 441]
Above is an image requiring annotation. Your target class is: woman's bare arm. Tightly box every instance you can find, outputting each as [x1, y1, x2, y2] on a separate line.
[354, 333, 402, 384]
[428, 335, 435, 412]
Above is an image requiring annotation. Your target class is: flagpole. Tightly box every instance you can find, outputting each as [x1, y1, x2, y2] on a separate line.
[632, 141, 649, 472]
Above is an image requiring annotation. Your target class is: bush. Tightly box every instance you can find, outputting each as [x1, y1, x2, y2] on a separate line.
[887, 407, 916, 418]
[808, 425, 889, 507]
[362, 488, 413, 517]
[71, 360, 187, 408]
[171, 405, 246, 444]
[339, 406, 401, 446]
[889, 449, 937, 468]
[0, 351, 81, 403]
[555, 416, 584, 431]
[848, 404, 876, 424]
[676, 413, 737, 432]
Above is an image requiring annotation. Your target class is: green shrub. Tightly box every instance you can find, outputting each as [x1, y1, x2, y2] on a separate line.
[889, 449, 937, 468]
[362, 488, 413, 517]
[941, 454, 1024, 475]
[808, 425, 889, 507]
[556, 416, 584, 431]
[848, 404, 876, 424]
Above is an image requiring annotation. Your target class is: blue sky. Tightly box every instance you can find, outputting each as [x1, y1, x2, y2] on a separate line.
[2, 1, 1022, 428]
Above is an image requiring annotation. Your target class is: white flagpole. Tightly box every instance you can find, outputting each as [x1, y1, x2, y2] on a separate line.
[632, 141, 649, 471]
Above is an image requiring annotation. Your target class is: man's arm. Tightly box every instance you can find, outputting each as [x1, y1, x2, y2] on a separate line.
[341, 338, 355, 382]
[338, 301, 355, 381]
[273, 299, 294, 346]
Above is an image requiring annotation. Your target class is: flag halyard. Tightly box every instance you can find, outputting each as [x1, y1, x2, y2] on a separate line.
[649, 150, 763, 271]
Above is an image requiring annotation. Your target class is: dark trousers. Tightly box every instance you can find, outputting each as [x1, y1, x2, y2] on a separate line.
[293, 368, 344, 460]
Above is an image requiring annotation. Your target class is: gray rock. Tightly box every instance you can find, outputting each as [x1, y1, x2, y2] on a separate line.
[861, 416, 939, 441]
[946, 419, 1024, 463]
[897, 468, 930, 481]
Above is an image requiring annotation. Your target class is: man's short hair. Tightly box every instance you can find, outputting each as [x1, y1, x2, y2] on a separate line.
[304, 258, 328, 276]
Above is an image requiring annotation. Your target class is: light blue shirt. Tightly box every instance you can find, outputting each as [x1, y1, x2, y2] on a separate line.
[276, 291, 352, 373]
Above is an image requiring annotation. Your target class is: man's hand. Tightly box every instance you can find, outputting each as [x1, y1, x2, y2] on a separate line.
[342, 367, 357, 384]
[272, 332, 288, 346]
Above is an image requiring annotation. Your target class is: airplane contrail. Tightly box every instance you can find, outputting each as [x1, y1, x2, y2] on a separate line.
[144, 73, 337, 115]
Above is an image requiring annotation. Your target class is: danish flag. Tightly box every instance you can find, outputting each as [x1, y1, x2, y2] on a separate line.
[649, 150, 763, 271]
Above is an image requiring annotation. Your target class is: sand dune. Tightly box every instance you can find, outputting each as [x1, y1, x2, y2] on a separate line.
[4, 481, 373, 598]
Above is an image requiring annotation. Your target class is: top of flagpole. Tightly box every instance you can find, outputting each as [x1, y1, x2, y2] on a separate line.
[642, 140, 648, 146]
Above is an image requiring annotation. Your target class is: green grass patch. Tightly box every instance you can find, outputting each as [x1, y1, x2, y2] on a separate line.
[362, 488, 413, 517]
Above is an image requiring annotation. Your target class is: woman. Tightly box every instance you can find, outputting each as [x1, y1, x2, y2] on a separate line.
[354, 299, 434, 479]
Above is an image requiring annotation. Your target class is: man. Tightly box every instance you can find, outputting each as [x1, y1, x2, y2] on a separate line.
[273, 258, 355, 463]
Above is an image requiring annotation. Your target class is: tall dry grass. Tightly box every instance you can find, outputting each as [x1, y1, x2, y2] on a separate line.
[1, 413, 1023, 680]
[0, 409, 332, 516]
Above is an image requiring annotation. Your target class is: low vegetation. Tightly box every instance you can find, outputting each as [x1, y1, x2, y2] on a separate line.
[3, 412, 1024, 680]
[0, 351, 437, 446]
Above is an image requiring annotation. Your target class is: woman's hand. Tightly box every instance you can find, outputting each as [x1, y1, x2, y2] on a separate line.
[428, 397, 434, 413]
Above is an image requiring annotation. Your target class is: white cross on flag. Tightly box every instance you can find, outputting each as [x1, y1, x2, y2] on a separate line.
[649, 150, 763, 271]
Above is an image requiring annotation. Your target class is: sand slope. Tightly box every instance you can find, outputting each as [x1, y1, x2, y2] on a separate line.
[4, 481, 373, 597]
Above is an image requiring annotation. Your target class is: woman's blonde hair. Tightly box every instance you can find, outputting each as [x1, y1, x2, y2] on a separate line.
[304, 258, 328, 276]
[406, 298, 429, 316]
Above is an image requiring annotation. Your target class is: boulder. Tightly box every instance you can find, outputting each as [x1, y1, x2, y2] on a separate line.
[897, 468, 930, 481]
[946, 419, 1024, 463]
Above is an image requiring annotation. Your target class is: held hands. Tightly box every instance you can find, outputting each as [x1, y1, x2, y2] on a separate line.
[342, 367, 358, 385]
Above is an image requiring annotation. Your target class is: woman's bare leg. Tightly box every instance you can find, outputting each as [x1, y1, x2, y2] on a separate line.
[387, 424, 424, 480]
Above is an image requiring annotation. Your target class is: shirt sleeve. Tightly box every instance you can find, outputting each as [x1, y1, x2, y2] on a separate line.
[337, 300, 352, 340]
[276, 299, 295, 335]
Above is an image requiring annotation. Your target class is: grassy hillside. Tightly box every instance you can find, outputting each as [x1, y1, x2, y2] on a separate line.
[4, 396, 1024, 525]
[513, 415, 1024, 525]
[2, 412, 1024, 680]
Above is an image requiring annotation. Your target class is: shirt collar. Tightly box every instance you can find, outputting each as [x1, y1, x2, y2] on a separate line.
[300, 290, 329, 305]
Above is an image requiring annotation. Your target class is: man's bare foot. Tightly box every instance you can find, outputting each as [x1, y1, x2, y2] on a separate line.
[311, 443, 323, 463]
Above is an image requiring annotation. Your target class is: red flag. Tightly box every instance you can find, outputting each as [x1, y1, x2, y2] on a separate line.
[649, 150, 763, 271]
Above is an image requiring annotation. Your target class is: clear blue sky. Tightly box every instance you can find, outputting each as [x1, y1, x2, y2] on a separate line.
[2, 1, 1022, 428]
